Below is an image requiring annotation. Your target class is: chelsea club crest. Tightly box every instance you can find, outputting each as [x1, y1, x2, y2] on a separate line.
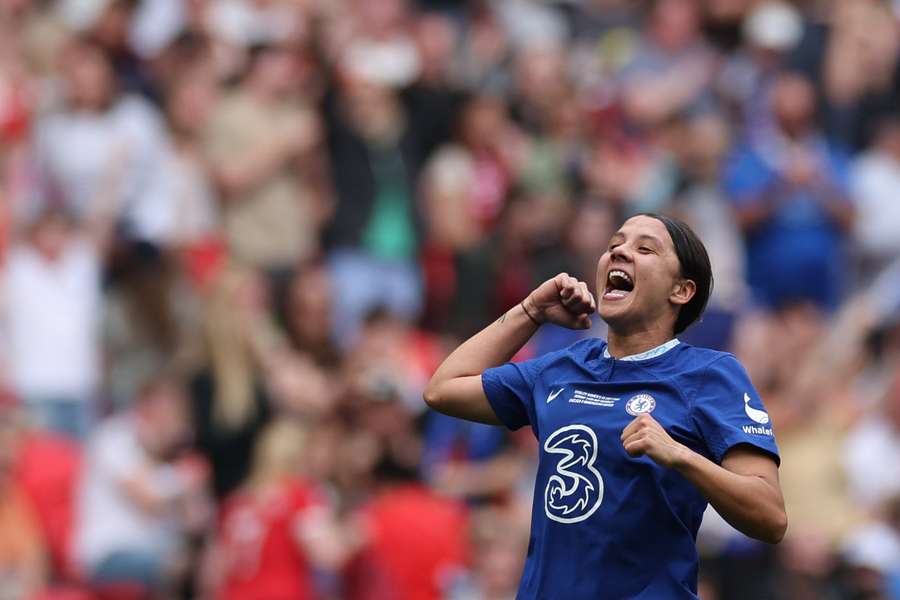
[626, 394, 656, 416]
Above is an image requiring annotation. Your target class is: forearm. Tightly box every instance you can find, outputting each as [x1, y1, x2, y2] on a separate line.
[672, 448, 787, 543]
[216, 143, 291, 197]
[424, 302, 538, 423]
[431, 303, 538, 381]
[425, 273, 595, 423]
[734, 182, 786, 232]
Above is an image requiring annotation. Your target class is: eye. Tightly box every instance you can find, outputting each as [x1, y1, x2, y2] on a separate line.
[608, 243, 620, 251]
[638, 246, 654, 254]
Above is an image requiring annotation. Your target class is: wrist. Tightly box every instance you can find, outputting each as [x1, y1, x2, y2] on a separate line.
[521, 296, 543, 326]
[668, 443, 695, 471]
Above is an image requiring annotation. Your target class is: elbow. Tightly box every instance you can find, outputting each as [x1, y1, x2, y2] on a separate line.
[760, 510, 788, 545]
[771, 511, 788, 544]
[423, 382, 443, 412]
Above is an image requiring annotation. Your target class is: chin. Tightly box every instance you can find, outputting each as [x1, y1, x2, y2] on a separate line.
[598, 305, 626, 328]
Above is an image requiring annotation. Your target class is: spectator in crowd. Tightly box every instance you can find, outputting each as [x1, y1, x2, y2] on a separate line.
[851, 116, 900, 285]
[189, 264, 280, 499]
[204, 418, 350, 600]
[1, 206, 111, 439]
[29, 38, 168, 241]
[446, 509, 527, 600]
[345, 404, 469, 600]
[73, 375, 210, 596]
[717, 0, 803, 135]
[0, 392, 47, 600]
[103, 241, 202, 408]
[666, 113, 746, 349]
[725, 71, 854, 312]
[820, 0, 900, 151]
[620, 0, 717, 127]
[154, 68, 221, 249]
[204, 41, 324, 274]
[324, 66, 426, 345]
[844, 373, 900, 514]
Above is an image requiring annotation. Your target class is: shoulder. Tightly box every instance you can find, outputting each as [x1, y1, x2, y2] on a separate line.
[670, 344, 746, 379]
[533, 337, 605, 371]
[565, 337, 606, 360]
[672, 346, 759, 407]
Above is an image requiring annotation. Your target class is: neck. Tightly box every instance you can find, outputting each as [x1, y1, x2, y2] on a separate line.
[606, 326, 675, 359]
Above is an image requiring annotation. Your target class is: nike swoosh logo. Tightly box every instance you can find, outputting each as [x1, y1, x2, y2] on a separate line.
[547, 388, 565, 403]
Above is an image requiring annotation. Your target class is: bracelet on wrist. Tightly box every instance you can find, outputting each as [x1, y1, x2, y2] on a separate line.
[521, 300, 541, 326]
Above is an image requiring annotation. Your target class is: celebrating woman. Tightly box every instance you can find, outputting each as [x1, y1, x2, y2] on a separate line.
[425, 213, 786, 599]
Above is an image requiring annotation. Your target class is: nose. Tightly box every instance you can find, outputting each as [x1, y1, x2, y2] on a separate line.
[609, 244, 632, 263]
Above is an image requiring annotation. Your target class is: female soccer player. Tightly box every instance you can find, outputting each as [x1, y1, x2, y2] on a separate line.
[425, 214, 786, 599]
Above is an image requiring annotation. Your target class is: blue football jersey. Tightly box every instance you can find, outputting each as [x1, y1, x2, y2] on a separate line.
[482, 338, 779, 600]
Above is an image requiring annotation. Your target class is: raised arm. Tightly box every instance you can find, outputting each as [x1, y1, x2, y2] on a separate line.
[424, 273, 596, 425]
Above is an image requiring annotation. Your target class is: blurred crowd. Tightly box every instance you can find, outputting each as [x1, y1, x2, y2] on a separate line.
[1, 0, 900, 599]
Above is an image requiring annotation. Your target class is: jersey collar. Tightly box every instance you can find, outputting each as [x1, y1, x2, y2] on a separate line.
[603, 338, 680, 361]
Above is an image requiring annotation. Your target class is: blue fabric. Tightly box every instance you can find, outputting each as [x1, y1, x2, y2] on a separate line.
[423, 411, 508, 465]
[724, 140, 852, 310]
[23, 396, 94, 440]
[91, 549, 165, 589]
[481, 338, 779, 600]
[327, 249, 422, 347]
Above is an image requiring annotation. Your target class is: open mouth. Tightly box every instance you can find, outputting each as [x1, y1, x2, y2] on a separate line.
[604, 269, 634, 301]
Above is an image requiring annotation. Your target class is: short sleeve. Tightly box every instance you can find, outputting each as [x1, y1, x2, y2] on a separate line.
[691, 355, 780, 466]
[481, 359, 543, 431]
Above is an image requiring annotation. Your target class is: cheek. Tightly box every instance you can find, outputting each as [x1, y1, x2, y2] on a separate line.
[595, 255, 609, 289]
[638, 259, 676, 299]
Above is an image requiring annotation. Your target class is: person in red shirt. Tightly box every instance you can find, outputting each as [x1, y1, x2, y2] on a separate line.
[344, 413, 470, 600]
[0, 393, 47, 599]
[203, 419, 349, 600]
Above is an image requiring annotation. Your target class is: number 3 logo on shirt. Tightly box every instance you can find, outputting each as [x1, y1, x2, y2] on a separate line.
[543, 425, 604, 524]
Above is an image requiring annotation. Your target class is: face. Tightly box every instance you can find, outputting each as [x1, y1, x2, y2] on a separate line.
[772, 74, 816, 134]
[167, 75, 217, 135]
[596, 215, 694, 334]
[251, 47, 299, 96]
[64, 46, 115, 110]
[32, 213, 71, 261]
[137, 382, 191, 459]
[652, 0, 701, 50]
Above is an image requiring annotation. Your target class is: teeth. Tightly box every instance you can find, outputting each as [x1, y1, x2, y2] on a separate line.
[608, 270, 632, 284]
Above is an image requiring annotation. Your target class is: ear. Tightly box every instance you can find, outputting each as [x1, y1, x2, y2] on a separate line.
[669, 278, 696, 307]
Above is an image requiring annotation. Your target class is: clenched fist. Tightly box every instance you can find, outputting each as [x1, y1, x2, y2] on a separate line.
[620, 414, 689, 469]
[523, 273, 597, 330]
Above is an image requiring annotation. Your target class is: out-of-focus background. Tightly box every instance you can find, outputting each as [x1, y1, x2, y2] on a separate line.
[1, 0, 899, 599]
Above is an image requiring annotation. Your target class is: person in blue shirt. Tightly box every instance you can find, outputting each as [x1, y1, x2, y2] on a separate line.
[424, 213, 786, 599]
[725, 72, 854, 311]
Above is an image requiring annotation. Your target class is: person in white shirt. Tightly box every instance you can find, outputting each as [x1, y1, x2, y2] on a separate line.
[1, 208, 102, 439]
[28, 38, 169, 243]
[850, 117, 900, 285]
[74, 375, 210, 593]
